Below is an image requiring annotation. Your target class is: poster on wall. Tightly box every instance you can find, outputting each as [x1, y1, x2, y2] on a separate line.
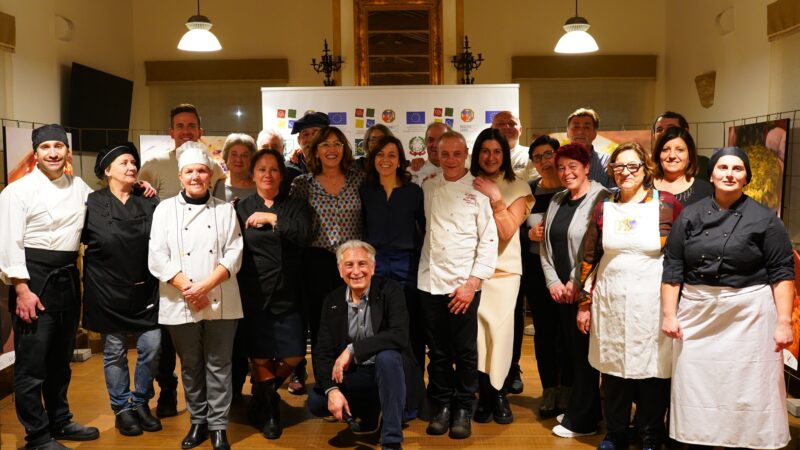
[139, 135, 229, 172]
[3, 126, 74, 185]
[261, 85, 520, 160]
[548, 130, 652, 155]
[725, 119, 789, 216]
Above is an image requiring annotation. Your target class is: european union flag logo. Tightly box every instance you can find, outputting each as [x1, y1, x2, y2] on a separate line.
[366, 119, 375, 127]
[406, 111, 425, 125]
[445, 118, 454, 127]
[328, 112, 347, 125]
[485, 111, 500, 124]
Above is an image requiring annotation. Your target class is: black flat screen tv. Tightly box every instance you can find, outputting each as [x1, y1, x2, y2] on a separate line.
[66, 62, 133, 151]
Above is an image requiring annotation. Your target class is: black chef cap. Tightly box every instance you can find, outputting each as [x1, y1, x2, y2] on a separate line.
[32, 124, 69, 150]
[708, 146, 751, 184]
[94, 142, 140, 179]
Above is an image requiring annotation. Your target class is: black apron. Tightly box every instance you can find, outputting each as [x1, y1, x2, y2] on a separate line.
[82, 189, 159, 333]
[8, 248, 80, 313]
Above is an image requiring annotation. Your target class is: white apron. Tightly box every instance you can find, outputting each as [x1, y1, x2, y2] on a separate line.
[670, 284, 790, 449]
[477, 272, 521, 389]
[589, 191, 671, 379]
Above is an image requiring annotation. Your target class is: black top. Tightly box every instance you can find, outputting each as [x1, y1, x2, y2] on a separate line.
[550, 194, 585, 283]
[672, 178, 713, 206]
[663, 194, 794, 288]
[82, 188, 160, 332]
[523, 179, 563, 255]
[359, 181, 425, 252]
[235, 192, 312, 315]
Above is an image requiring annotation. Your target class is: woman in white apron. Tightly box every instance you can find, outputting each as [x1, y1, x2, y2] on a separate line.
[661, 147, 794, 449]
[470, 128, 534, 425]
[577, 142, 683, 450]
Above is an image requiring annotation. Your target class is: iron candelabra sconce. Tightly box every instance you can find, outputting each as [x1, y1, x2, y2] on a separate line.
[311, 39, 343, 86]
[451, 36, 483, 85]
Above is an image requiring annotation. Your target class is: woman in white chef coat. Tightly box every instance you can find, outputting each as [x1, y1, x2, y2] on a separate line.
[148, 141, 243, 450]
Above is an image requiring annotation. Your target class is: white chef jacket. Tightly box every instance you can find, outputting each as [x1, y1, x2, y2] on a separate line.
[0, 166, 92, 284]
[417, 172, 498, 295]
[410, 160, 441, 186]
[509, 144, 539, 181]
[148, 194, 244, 325]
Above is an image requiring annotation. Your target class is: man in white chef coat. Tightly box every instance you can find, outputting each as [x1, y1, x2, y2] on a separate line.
[0, 124, 100, 449]
[490, 111, 537, 181]
[417, 131, 498, 440]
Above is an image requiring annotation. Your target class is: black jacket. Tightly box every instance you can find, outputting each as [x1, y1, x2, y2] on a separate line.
[312, 275, 424, 411]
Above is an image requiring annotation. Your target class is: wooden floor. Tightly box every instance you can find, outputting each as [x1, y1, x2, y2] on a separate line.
[1, 321, 799, 449]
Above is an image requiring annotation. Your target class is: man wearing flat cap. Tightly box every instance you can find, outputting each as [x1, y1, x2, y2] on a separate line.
[285, 111, 330, 187]
[0, 124, 100, 449]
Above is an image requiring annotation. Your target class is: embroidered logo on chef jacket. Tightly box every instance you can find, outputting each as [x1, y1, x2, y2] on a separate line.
[463, 193, 477, 207]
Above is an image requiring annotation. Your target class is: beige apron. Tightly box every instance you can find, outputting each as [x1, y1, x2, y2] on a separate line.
[589, 191, 671, 379]
[670, 283, 790, 449]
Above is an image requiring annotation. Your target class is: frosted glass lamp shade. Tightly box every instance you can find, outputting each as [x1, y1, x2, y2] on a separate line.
[178, 15, 221, 52]
[554, 17, 598, 54]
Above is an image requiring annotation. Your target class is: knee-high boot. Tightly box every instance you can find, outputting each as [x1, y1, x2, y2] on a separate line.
[262, 377, 284, 439]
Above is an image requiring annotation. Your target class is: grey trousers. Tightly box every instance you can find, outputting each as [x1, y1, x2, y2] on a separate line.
[168, 319, 238, 430]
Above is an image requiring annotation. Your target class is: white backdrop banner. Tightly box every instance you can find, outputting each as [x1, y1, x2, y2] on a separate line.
[261, 84, 520, 160]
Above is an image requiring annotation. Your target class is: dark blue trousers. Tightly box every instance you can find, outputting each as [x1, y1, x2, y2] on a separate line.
[308, 349, 406, 445]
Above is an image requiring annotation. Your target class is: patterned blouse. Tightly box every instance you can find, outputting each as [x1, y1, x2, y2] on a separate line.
[289, 168, 365, 253]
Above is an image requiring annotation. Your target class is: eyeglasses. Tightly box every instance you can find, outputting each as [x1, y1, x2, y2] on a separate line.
[367, 136, 383, 142]
[610, 161, 644, 174]
[319, 142, 344, 150]
[531, 150, 554, 163]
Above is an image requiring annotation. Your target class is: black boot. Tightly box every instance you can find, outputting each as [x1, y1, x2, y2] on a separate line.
[210, 430, 231, 450]
[133, 404, 162, 432]
[181, 423, 208, 449]
[492, 389, 513, 425]
[473, 373, 493, 423]
[247, 381, 266, 426]
[262, 378, 283, 439]
[114, 410, 143, 436]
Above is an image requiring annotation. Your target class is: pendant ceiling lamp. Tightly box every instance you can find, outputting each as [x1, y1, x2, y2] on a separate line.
[554, 0, 598, 54]
[177, 0, 222, 52]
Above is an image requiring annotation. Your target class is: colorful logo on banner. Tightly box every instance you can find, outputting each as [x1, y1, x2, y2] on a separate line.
[433, 106, 455, 127]
[276, 108, 299, 129]
[382, 109, 396, 123]
[328, 112, 347, 125]
[485, 110, 500, 124]
[408, 136, 426, 156]
[406, 111, 426, 125]
[354, 108, 377, 128]
[461, 109, 475, 123]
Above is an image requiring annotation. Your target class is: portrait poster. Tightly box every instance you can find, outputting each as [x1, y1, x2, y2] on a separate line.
[725, 119, 789, 215]
[784, 249, 800, 371]
[2, 126, 73, 185]
[139, 135, 228, 172]
[548, 130, 652, 155]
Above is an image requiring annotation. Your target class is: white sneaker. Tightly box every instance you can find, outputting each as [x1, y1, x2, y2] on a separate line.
[556, 413, 564, 423]
[552, 424, 597, 438]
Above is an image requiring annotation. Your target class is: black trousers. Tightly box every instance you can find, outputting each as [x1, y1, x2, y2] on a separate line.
[420, 290, 480, 411]
[526, 255, 573, 388]
[13, 308, 79, 447]
[602, 373, 669, 441]
[559, 302, 602, 433]
[155, 324, 178, 396]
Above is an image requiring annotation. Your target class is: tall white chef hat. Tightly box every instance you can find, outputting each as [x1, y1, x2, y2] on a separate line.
[177, 141, 216, 172]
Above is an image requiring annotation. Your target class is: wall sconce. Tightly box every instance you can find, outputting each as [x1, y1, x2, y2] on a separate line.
[310, 39, 343, 87]
[451, 36, 484, 85]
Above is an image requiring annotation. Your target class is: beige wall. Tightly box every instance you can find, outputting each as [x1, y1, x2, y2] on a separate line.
[0, 0, 135, 124]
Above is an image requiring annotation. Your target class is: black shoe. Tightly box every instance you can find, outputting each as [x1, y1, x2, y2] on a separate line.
[26, 439, 70, 450]
[115, 409, 143, 436]
[425, 405, 451, 436]
[133, 404, 162, 432]
[506, 363, 523, 395]
[287, 365, 307, 395]
[210, 430, 231, 450]
[642, 434, 662, 450]
[181, 423, 209, 449]
[51, 422, 100, 441]
[492, 392, 513, 425]
[262, 384, 283, 440]
[473, 395, 493, 423]
[597, 432, 629, 450]
[156, 389, 178, 418]
[382, 443, 402, 450]
[448, 408, 471, 439]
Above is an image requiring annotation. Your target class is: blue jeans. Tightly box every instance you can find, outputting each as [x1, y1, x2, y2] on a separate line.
[308, 350, 406, 445]
[102, 329, 161, 413]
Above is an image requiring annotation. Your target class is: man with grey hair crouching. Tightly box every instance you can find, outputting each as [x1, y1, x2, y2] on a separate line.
[307, 240, 424, 450]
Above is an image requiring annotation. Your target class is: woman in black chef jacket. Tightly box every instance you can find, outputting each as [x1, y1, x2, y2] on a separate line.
[661, 147, 795, 449]
[236, 148, 312, 440]
[82, 142, 162, 437]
